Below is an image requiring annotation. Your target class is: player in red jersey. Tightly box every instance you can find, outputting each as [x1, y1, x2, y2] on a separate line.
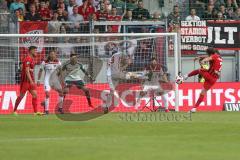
[183, 48, 223, 112]
[13, 46, 42, 115]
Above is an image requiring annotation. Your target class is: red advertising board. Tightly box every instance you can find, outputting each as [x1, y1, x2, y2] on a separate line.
[0, 82, 239, 114]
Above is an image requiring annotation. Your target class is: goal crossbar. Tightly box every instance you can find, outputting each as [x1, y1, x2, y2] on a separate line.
[0, 33, 178, 38]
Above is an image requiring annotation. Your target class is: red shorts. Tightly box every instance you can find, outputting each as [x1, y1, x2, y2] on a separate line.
[199, 69, 218, 90]
[20, 82, 37, 94]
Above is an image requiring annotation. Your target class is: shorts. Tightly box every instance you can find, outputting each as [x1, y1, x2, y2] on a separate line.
[199, 69, 218, 90]
[20, 82, 37, 94]
[44, 81, 51, 92]
[65, 80, 85, 87]
[203, 80, 217, 90]
[142, 81, 163, 92]
[107, 73, 125, 90]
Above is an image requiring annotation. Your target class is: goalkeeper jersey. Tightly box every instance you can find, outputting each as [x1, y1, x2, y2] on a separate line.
[60, 60, 86, 82]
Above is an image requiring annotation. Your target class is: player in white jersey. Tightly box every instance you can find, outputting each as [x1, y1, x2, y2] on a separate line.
[37, 50, 63, 114]
[104, 40, 136, 113]
[54, 53, 94, 113]
[107, 40, 136, 88]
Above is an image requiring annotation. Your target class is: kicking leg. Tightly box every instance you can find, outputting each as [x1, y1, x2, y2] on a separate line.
[184, 69, 200, 80]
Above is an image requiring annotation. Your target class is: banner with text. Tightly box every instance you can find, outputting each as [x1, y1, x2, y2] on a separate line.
[0, 82, 239, 114]
[180, 20, 240, 51]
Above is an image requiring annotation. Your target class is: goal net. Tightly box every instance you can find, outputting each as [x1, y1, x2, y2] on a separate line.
[0, 33, 180, 114]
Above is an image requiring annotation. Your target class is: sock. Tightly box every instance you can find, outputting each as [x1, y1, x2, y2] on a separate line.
[106, 92, 112, 107]
[113, 91, 120, 107]
[195, 94, 205, 108]
[32, 97, 38, 113]
[14, 96, 23, 112]
[188, 69, 200, 77]
[45, 98, 49, 111]
[58, 96, 64, 108]
[85, 91, 92, 106]
[162, 94, 168, 109]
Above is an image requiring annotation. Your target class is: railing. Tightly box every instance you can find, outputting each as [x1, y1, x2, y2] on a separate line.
[0, 12, 11, 33]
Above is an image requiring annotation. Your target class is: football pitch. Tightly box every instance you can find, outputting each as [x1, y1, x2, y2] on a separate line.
[0, 112, 239, 160]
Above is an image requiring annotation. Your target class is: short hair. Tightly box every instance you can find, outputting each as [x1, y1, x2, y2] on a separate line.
[73, 5, 78, 9]
[219, 4, 225, 7]
[29, 46, 37, 51]
[48, 50, 56, 54]
[151, 57, 157, 61]
[70, 52, 78, 57]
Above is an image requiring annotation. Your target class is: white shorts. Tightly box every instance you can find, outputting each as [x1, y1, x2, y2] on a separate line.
[142, 81, 162, 92]
[49, 72, 63, 92]
[44, 80, 51, 92]
[107, 73, 126, 90]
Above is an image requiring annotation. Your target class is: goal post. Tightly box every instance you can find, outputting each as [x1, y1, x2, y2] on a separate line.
[0, 32, 180, 114]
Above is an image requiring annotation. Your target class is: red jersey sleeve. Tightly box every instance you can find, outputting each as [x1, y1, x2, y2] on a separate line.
[25, 57, 32, 67]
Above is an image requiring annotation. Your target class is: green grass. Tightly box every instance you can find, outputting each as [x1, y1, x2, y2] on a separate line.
[0, 112, 240, 160]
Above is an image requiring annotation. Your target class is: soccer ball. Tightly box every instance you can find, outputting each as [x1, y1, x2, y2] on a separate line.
[175, 75, 184, 84]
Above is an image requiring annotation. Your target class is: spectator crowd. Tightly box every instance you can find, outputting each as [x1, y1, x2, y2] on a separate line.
[0, 0, 240, 33]
[0, 0, 239, 22]
[1, 0, 155, 23]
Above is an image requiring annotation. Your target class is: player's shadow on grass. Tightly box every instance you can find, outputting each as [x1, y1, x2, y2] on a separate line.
[55, 87, 116, 121]
[55, 82, 175, 121]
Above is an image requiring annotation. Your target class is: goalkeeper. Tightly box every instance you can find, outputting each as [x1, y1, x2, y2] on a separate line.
[51, 53, 93, 113]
